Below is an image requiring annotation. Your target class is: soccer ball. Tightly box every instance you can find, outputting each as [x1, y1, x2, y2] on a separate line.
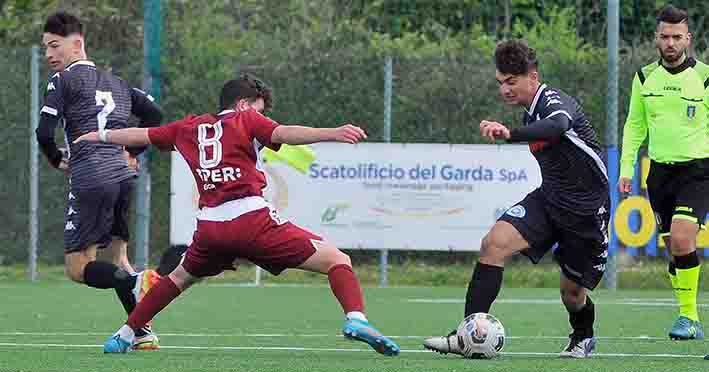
[456, 313, 505, 359]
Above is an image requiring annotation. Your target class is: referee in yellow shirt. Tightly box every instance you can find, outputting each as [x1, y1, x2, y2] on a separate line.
[620, 4, 709, 340]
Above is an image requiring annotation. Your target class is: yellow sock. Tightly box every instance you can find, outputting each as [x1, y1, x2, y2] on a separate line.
[674, 266, 700, 321]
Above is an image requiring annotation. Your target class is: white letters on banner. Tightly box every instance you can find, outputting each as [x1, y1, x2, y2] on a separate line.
[170, 143, 541, 251]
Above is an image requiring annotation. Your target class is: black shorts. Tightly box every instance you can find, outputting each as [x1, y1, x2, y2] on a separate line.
[646, 158, 709, 235]
[498, 188, 610, 290]
[64, 178, 133, 254]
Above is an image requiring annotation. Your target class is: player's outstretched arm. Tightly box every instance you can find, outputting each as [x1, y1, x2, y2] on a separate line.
[507, 114, 570, 142]
[271, 124, 367, 145]
[73, 128, 151, 146]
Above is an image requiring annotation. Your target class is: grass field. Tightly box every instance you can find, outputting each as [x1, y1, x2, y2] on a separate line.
[2, 281, 709, 372]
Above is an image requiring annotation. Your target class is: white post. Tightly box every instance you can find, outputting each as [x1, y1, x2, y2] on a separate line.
[379, 56, 393, 288]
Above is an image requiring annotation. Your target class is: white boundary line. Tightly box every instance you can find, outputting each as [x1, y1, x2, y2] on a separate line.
[0, 342, 705, 359]
[0, 332, 674, 341]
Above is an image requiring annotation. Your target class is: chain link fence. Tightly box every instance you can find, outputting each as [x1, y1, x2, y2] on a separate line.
[2, 13, 708, 287]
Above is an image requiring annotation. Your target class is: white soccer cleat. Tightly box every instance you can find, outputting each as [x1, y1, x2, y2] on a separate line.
[423, 331, 463, 355]
[559, 336, 596, 358]
[133, 331, 160, 351]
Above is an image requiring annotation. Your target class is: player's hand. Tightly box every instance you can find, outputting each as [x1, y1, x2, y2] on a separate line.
[618, 177, 632, 196]
[57, 159, 69, 175]
[73, 131, 100, 144]
[479, 120, 510, 142]
[123, 150, 139, 172]
[332, 124, 367, 144]
[56, 148, 70, 176]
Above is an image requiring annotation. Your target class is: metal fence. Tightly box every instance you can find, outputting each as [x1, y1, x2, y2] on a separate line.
[2, 39, 708, 287]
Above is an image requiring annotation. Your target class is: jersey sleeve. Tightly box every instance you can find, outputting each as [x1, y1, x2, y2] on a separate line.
[148, 118, 183, 151]
[40, 72, 70, 119]
[535, 89, 575, 122]
[620, 73, 648, 179]
[242, 109, 281, 151]
[130, 88, 163, 127]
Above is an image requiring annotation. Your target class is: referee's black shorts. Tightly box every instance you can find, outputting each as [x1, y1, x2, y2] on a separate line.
[646, 158, 709, 235]
[63, 178, 133, 254]
[498, 188, 610, 290]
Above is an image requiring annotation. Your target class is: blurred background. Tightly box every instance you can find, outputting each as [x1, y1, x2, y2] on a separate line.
[2, 0, 708, 289]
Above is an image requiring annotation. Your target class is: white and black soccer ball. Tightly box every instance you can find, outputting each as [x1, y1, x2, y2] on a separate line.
[456, 312, 505, 359]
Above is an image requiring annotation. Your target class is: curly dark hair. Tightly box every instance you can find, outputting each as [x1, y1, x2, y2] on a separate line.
[656, 4, 688, 27]
[494, 40, 538, 76]
[219, 73, 273, 112]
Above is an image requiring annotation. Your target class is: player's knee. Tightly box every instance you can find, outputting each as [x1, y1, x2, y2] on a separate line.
[327, 249, 352, 269]
[560, 288, 585, 311]
[669, 232, 695, 255]
[65, 264, 85, 283]
[480, 232, 512, 261]
[338, 250, 352, 266]
[168, 265, 198, 291]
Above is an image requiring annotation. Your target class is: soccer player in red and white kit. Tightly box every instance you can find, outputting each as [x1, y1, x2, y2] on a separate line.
[74, 74, 400, 356]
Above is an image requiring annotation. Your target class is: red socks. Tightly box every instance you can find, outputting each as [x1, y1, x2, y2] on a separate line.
[327, 264, 365, 314]
[127, 276, 181, 331]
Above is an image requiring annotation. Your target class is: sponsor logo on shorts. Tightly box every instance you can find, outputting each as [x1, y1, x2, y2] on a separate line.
[505, 205, 526, 218]
[268, 207, 288, 225]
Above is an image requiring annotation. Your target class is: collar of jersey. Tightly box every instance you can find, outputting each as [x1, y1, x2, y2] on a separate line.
[218, 109, 236, 116]
[64, 60, 95, 71]
[525, 83, 547, 116]
[658, 56, 696, 75]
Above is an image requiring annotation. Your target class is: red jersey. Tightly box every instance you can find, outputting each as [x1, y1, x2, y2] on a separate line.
[149, 109, 281, 208]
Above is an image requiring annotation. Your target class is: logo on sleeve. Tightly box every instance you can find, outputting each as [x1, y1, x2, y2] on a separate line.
[546, 99, 562, 107]
[505, 205, 526, 218]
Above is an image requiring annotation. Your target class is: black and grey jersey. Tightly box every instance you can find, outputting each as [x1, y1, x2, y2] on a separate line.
[40, 60, 157, 188]
[521, 84, 609, 215]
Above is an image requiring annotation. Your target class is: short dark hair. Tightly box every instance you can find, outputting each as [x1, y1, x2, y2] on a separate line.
[494, 40, 538, 76]
[656, 4, 688, 27]
[43, 11, 84, 37]
[219, 73, 273, 112]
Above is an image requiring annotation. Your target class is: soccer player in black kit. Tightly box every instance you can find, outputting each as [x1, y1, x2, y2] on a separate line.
[35, 11, 163, 350]
[423, 40, 610, 359]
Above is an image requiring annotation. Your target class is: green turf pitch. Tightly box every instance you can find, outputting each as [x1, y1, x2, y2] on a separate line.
[1, 282, 708, 372]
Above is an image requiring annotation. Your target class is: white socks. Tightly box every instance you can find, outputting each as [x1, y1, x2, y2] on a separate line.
[346, 311, 367, 322]
[115, 324, 135, 341]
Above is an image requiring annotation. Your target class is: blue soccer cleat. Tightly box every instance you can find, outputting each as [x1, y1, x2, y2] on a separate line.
[103, 334, 133, 354]
[342, 318, 400, 356]
[669, 316, 704, 340]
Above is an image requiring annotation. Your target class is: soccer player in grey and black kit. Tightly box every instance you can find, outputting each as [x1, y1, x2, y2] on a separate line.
[35, 11, 163, 350]
[423, 40, 610, 358]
